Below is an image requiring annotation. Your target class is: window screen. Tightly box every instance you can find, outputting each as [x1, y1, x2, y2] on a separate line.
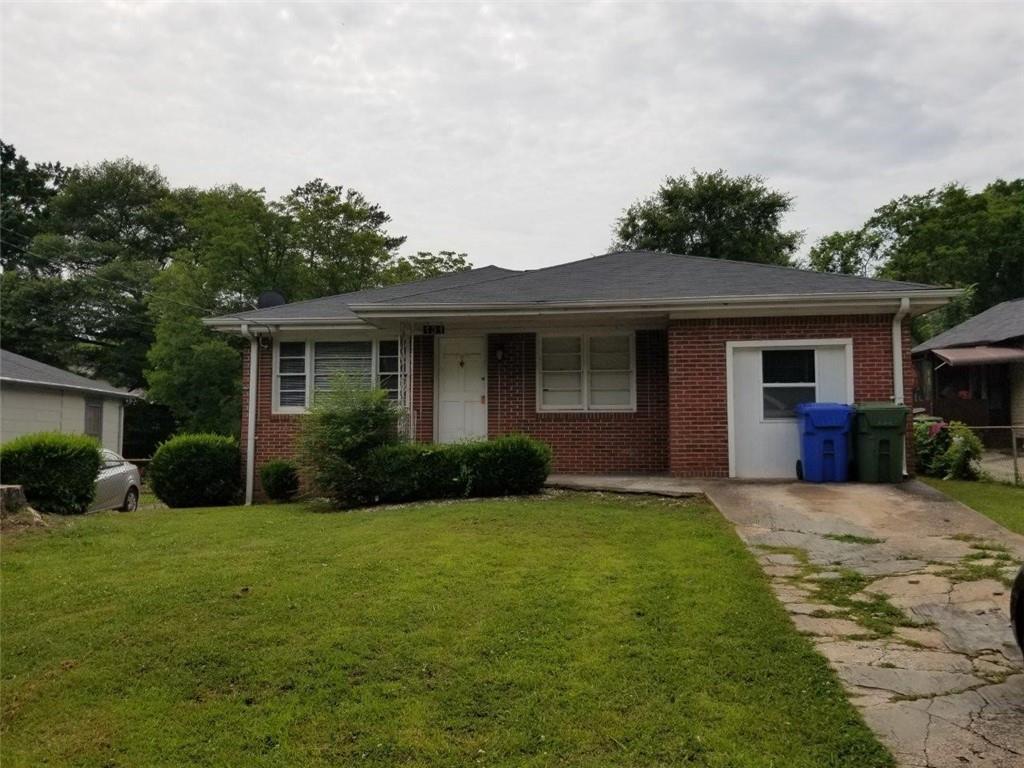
[377, 340, 400, 400]
[278, 342, 307, 408]
[762, 349, 815, 419]
[588, 335, 632, 407]
[539, 334, 634, 410]
[540, 336, 584, 408]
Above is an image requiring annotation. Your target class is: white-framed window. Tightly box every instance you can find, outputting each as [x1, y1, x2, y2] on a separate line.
[277, 342, 308, 409]
[761, 348, 816, 419]
[274, 339, 401, 413]
[537, 332, 636, 412]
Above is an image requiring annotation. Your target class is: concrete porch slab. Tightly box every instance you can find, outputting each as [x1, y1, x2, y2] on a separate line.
[544, 474, 703, 497]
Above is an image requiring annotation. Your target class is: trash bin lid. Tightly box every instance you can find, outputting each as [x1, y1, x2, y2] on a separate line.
[795, 402, 854, 429]
[855, 402, 910, 428]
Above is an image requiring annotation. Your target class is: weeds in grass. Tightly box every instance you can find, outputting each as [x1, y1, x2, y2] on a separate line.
[757, 544, 920, 636]
[939, 560, 1016, 588]
[807, 570, 921, 636]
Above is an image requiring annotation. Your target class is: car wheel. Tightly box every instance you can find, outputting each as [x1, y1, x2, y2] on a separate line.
[121, 487, 139, 512]
[1012, 565, 1024, 654]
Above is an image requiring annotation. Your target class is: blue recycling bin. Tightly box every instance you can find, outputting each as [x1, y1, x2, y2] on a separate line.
[794, 403, 854, 483]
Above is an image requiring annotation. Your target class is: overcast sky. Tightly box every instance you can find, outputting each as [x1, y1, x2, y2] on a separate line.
[2, 2, 1022, 270]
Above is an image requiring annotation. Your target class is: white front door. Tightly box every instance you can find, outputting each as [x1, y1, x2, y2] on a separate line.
[729, 341, 852, 478]
[437, 336, 487, 443]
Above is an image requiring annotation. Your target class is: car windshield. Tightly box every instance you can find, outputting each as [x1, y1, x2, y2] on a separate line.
[101, 450, 122, 466]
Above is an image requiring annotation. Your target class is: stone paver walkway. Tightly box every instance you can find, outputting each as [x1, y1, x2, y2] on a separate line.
[705, 480, 1024, 768]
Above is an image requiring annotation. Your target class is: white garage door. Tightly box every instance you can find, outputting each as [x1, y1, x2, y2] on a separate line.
[728, 340, 853, 478]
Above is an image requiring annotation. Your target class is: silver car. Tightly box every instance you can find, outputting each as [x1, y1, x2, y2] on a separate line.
[90, 450, 141, 512]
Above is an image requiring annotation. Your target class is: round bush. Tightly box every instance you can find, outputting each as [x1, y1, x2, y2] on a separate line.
[149, 433, 240, 508]
[463, 434, 552, 497]
[259, 459, 300, 502]
[0, 432, 102, 514]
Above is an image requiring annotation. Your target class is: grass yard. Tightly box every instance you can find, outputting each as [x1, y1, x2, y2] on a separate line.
[925, 478, 1024, 535]
[1, 493, 891, 768]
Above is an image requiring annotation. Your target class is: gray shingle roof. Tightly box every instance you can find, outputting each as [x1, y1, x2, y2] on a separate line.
[913, 297, 1024, 354]
[353, 251, 936, 307]
[207, 251, 949, 327]
[210, 265, 518, 323]
[1, 350, 133, 398]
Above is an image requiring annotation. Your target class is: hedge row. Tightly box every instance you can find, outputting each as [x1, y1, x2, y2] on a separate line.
[338, 435, 552, 508]
[0, 432, 102, 514]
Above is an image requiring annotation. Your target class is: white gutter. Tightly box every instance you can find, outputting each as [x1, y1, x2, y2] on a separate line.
[240, 324, 258, 506]
[892, 297, 911, 404]
[348, 288, 962, 315]
[892, 297, 911, 478]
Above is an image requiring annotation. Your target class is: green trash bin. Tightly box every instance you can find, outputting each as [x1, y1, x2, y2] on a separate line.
[854, 403, 910, 483]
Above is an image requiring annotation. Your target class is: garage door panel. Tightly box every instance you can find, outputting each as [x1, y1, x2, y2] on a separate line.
[730, 342, 851, 479]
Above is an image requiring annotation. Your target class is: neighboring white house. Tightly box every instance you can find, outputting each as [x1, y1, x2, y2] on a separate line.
[0, 349, 133, 453]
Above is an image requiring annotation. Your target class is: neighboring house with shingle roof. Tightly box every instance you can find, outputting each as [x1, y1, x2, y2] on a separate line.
[0, 349, 133, 453]
[205, 250, 959, 502]
[912, 297, 1024, 430]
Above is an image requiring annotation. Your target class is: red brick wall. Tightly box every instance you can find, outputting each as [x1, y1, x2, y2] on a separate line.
[242, 336, 436, 498]
[487, 330, 669, 473]
[666, 315, 915, 477]
[241, 344, 303, 498]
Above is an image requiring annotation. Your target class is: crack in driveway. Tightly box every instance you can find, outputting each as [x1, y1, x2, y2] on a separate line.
[704, 480, 1024, 768]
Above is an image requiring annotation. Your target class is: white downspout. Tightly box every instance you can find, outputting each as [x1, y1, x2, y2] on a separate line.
[241, 324, 258, 506]
[892, 297, 911, 404]
[893, 297, 911, 477]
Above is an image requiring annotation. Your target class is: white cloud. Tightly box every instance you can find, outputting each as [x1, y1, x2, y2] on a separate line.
[2, 1, 1022, 268]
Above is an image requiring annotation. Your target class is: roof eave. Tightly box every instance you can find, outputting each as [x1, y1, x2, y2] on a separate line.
[348, 289, 963, 318]
[0, 377, 134, 399]
[203, 318, 372, 333]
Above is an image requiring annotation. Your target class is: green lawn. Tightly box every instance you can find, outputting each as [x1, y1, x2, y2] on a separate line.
[925, 479, 1024, 535]
[1, 494, 890, 768]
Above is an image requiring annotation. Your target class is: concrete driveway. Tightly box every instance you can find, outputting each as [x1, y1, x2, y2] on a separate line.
[705, 480, 1024, 768]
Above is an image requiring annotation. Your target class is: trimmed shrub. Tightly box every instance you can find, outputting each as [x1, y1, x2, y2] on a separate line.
[259, 459, 300, 502]
[149, 433, 240, 507]
[913, 419, 984, 480]
[364, 443, 470, 504]
[0, 432, 102, 514]
[462, 434, 552, 497]
[298, 377, 403, 507]
[350, 435, 551, 508]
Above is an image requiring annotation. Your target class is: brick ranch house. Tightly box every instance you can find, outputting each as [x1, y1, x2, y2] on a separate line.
[205, 251, 959, 503]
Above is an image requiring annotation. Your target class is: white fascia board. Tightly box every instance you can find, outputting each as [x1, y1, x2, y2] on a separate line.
[348, 289, 962, 318]
[204, 319, 372, 334]
[0, 377, 134, 399]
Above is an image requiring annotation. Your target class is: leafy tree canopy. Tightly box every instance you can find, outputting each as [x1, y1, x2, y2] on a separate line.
[808, 180, 1024, 337]
[1, 141, 470, 436]
[614, 169, 803, 265]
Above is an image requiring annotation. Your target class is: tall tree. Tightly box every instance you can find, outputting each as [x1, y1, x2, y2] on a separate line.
[1, 157, 186, 387]
[0, 140, 66, 272]
[145, 182, 463, 433]
[380, 250, 470, 284]
[808, 180, 1024, 336]
[613, 169, 802, 265]
[276, 178, 407, 298]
